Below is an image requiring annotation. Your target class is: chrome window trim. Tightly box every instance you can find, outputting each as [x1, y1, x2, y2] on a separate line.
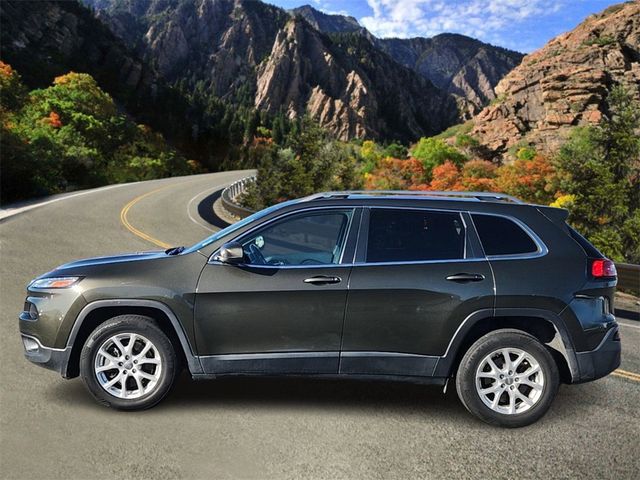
[469, 212, 548, 260]
[208, 205, 358, 267]
[207, 262, 355, 270]
[356, 205, 471, 266]
[351, 258, 488, 268]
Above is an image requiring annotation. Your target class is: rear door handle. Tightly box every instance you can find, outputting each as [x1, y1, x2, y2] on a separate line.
[445, 273, 485, 282]
[304, 275, 342, 285]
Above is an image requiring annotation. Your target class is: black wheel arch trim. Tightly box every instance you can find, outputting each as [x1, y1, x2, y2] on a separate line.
[65, 299, 203, 375]
[434, 307, 580, 382]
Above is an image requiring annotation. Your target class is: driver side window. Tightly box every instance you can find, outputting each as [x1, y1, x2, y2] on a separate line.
[241, 210, 353, 266]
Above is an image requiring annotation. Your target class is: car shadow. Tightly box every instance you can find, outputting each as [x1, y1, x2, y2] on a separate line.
[160, 372, 466, 414]
[47, 372, 467, 417]
[45, 372, 604, 426]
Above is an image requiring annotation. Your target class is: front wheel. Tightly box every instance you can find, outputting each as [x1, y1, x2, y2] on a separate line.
[455, 329, 559, 428]
[79, 315, 178, 410]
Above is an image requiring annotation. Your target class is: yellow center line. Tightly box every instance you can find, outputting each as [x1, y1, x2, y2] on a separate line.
[612, 369, 640, 382]
[120, 184, 177, 249]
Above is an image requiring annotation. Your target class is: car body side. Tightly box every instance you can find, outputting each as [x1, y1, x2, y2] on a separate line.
[19, 196, 619, 385]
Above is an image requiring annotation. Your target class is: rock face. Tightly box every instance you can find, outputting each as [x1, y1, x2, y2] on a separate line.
[292, 6, 523, 116]
[0, 0, 153, 92]
[291, 5, 362, 34]
[85, 0, 289, 99]
[378, 35, 523, 115]
[469, 2, 640, 158]
[255, 18, 457, 141]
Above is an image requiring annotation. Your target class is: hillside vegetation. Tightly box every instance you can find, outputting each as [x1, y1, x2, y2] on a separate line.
[0, 63, 197, 202]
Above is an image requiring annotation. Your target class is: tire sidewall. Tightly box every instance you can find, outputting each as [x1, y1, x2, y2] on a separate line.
[456, 330, 559, 428]
[80, 315, 177, 410]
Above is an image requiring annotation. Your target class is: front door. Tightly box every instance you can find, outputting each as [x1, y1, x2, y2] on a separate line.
[195, 207, 359, 375]
[341, 207, 494, 376]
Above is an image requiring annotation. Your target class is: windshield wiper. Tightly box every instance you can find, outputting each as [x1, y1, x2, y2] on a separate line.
[165, 246, 185, 256]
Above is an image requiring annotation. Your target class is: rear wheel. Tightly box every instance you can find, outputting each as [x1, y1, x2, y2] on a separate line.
[455, 329, 559, 427]
[79, 315, 178, 410]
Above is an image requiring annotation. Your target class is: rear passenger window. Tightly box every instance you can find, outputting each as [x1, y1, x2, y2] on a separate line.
[472, 214, 538, 256]
[366, 209, 465, 263]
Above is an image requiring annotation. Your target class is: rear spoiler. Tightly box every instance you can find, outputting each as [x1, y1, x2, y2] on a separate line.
[536, 206, 569, 226]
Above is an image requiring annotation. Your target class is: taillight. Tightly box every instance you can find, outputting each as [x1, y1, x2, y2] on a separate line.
[591, 259, 617, 278]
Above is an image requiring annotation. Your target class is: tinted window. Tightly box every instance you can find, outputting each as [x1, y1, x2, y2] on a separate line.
[472, 214, 538, 256]
[366, 209, 465, 263]
[242, 210, 352, 266]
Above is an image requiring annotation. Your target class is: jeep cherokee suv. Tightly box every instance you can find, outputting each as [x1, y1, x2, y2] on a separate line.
[19, 191, 621, 427]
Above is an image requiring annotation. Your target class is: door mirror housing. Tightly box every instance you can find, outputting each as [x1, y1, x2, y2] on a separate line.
[216, 242, 244, 265]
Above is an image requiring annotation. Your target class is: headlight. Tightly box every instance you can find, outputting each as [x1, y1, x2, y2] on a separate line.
[30, 276, 82, 289]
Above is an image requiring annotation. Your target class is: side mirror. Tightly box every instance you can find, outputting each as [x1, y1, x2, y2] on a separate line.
[216, 242, 244, 265]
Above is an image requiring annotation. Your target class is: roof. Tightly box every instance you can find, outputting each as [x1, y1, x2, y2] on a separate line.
[301, 190, 526, 205]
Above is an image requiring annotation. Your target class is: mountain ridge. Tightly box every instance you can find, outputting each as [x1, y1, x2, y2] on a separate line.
[291, 4, 524, 115]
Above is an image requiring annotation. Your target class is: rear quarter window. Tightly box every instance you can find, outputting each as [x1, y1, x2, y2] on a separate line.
[472, 214, 538, 256]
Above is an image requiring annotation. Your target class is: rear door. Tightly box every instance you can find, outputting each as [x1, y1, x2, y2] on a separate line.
[340, 207, 494, 377]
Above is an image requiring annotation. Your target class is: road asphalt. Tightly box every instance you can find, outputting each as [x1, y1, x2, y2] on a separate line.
[1, 172, 639, 479]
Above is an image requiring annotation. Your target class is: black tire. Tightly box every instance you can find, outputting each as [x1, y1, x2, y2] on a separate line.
[79, 315, 178, 410]
[455, 329, 559, 428]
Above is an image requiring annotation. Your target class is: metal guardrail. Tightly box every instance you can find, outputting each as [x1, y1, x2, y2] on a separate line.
[616, 263, 640, 293]
[220, 176, 256, 219]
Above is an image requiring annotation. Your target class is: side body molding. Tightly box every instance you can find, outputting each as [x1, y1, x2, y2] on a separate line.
[67, 299, 203, 375]
[433, 308, 580, 382]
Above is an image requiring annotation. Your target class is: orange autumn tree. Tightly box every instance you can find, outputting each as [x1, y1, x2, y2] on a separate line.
[496, 154, 557, 204]
[365, 157, 425, 190]
[460, 159, 498, 191]
[426, 159, 497, 191]
[427, 161, 463, 190]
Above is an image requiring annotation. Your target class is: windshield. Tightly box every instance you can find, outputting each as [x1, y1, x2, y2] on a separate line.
[182, 200, 296, 254]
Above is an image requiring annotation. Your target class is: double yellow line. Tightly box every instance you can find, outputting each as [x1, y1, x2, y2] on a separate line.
[612, 369, 640, 382]
[119, 184, 174, 249]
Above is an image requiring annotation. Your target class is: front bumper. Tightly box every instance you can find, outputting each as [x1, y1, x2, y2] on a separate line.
[21, 334, 72, 377]
[573, 327, 621, 383]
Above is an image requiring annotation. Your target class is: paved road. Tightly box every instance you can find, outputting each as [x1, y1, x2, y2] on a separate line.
[1, 172, 639, 479]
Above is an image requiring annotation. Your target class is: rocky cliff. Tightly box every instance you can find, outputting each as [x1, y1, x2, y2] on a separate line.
[291, 5, 363, 34]
[469, 1, 640, 158]
[255, 19, 457, 140]
[292, 5, 523, 115]
[378, 34, 523, 116]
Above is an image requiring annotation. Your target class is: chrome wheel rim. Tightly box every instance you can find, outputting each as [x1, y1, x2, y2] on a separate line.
[94, 333, 162, 399]
[475, 348, 544, 415]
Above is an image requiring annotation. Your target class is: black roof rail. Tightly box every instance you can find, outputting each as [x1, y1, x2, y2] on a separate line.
[303, 190, 525, 204]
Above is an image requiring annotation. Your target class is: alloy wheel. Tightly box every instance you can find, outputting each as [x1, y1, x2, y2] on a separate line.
[475, 347, 545, 415]
[94, 332, 162, 399]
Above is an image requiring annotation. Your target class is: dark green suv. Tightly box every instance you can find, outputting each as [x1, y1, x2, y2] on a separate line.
[19, 191, 621, 427]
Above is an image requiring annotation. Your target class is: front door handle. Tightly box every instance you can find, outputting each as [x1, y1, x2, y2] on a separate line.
[446, 273, 485, 283]
[304, 275, 342, 285]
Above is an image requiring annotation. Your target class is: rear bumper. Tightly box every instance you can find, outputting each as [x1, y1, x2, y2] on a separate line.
[21, 334, 71, 378]
[573, 327, 621, 383]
